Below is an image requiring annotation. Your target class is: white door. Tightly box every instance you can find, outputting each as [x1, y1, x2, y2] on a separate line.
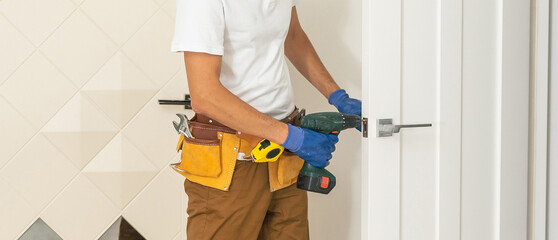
[362, 1, 531, 240]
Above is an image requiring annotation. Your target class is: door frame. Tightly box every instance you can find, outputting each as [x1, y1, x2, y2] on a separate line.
[530, 0, 550, 239]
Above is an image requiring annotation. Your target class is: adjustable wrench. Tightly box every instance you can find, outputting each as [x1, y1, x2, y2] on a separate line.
[173, 113, 194, 138]
[171, 113, 194, 173]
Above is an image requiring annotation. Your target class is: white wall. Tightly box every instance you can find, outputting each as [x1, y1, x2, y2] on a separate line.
[290, 0, 362, 239]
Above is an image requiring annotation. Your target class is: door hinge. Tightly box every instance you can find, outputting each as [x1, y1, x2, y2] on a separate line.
[362, 117, 368, 138]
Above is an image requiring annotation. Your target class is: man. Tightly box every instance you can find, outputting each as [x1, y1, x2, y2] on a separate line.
[171, 0, 361, 239]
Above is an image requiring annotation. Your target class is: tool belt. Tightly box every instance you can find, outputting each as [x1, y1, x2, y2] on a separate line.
[173, 108, 305, 192]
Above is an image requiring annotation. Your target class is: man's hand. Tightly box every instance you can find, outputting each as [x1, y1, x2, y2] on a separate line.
[328, 89, 362, 131]
[281, 124, 338, 168]
[328, 89, 361, 116]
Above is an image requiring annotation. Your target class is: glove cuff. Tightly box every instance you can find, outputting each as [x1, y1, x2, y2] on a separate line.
[328, 89, 348, 108]
[280, 124, 304, 152]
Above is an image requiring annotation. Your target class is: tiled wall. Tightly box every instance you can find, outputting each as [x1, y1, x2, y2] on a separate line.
[0, 0, 190, 238]
[1, 0, 363, 239]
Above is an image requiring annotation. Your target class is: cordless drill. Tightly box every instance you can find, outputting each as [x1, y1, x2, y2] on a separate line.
[250, 112, 361, 194]
[297, 112, 361, 194]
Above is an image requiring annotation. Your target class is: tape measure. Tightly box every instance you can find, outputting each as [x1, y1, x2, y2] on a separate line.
[251, 139, 284, 163]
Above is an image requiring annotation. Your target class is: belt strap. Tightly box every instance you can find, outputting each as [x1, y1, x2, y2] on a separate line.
[194, 107, 302, 128]
[194, 108, 303, 155]
[195, 107, 301, 137]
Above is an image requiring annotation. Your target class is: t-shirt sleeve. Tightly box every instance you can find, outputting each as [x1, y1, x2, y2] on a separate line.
[171, 0, 225, 55]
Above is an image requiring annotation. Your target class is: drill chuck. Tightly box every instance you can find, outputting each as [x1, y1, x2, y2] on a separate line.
[300, 112, 362, 135]
[341, 113, 362, 130]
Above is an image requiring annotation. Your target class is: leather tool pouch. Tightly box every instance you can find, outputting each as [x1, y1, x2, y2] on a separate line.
[173, 116, 240, 191]
[176, 137, 222, 177]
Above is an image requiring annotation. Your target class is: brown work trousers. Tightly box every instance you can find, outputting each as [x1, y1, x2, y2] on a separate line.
[184, 160, 310, 240]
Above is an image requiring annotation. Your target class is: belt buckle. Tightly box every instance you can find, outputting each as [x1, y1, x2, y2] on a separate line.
[294, 108, 305, 127]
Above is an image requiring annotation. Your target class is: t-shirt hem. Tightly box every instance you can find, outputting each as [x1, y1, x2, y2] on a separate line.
[171, 43, 224, 56]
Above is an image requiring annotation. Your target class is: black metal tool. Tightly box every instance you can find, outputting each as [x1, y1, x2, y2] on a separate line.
[158, 94, 192, 109]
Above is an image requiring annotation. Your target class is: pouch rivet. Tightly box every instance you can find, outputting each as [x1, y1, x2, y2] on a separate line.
[219, 134, 223, 137]
[209, 120, 213, 123]
[224, 187, 227, 190]
[233, 147, 237, 150]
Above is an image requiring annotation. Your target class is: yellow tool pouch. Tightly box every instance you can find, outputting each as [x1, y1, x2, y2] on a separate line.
[175, 136, 221, 177]
[173, 127, 240, 191]
[268, 152, 304, 191]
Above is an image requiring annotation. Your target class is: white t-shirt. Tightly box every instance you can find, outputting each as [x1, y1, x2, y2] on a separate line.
[171, 0, 301, 120]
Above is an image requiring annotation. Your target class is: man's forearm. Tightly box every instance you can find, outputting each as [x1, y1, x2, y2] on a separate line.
[284, 8, 340, 98]
[184, 52, 289, 144]
[192, 82, 290, 144]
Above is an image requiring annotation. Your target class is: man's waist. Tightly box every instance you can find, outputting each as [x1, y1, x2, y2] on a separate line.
[194, 107, 302, 131]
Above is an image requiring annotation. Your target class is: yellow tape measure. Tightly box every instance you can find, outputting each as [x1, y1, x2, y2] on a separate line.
[251, 139, 284, 163]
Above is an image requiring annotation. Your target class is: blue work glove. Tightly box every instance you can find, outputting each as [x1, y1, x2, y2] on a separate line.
[281, 123, 339, 168]
[328, 89, 362, 131]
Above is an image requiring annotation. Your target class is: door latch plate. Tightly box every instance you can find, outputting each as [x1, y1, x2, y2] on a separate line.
[362, 117, 368, 138]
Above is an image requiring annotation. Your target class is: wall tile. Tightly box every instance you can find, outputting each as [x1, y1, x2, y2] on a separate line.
[123, 167, 186, 240]
[84, 90, 159, 128]
[0, 52, 77, 129]
[173, 231, 186, 240]
[82, 52, 157, 91]
[120, 69, 191, 170]
[0, 134, 79, 211]
[98, 217, 146, 240]
[41, 174, 120, 240]
[0, 15, 35, 85]
[69, 0, 85, 6]
[82, 134, 158, 209]
[122, 10, 181, 88]
[162, 0, 176, 20]
[97, 217, 121, 240]
[151, 0, 169, 7]
[121, 92, 182, 170]
[18, 218, 62, 240]
[0, 0, 75, 46]
[0, 177, 38, 240]
[0, 96, 36, 168]
[117, 217, 146, 240]
[82, 52, 158, 128]
[169, 154, 189, 237]
[80, 0, 158, 45]
[42, 93, 119, 170]
[160, 68, 188, 98]
[40, 10, 118, 87]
